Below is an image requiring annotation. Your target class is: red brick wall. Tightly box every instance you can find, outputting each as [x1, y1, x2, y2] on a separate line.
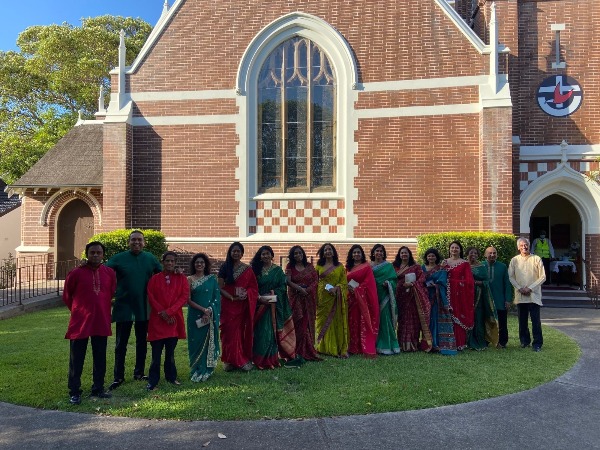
[514, 0, 599, 145]
[585, 234, 600, 281]
[102, 123, 132, 230]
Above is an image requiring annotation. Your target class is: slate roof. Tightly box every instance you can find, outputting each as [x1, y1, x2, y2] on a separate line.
[0, 180, 21, 216]
[10, 123, 103, 189]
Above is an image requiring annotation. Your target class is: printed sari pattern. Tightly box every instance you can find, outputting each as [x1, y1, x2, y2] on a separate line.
[347, 262, 380, 357]
[468, 263, 499, 350]
[445, 260, 475, 351]
[315, 264, 349, 357]
[422, 265, 457, 355]
[373, 261, 400, 355]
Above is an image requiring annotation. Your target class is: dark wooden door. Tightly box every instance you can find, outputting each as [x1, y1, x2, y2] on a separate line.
[57, 199, 94, 262]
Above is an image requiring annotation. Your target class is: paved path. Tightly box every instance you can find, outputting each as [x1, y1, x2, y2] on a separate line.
[1, 308, 599, 449]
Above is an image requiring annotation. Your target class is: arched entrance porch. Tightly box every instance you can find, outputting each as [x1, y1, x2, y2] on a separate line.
[56, 199, 94, 263]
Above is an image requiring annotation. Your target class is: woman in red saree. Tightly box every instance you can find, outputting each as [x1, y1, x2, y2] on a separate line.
[442, 241, 475, 350]
[393, 246, 433, 352]
[346, 245, 380, 357]
[286, 245, 321, 361]
[217, 242, 258, 372]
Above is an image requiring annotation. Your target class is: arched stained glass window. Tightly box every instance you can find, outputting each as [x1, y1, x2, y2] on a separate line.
[257, 37, 336, 193]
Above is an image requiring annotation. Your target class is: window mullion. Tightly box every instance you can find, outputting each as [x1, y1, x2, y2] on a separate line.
[307, 42, 313, 193]
[281, 46, 287, 193]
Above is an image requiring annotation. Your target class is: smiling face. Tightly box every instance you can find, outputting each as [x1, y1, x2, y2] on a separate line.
[426, 252, 437, 265]
[449, 243, 461, 258]
[400, 248, 410, 262]
[194, 257, 206, 275]
[467, 248, 479, 263]
[261, 249, 273, 265]
[230, 245, 243, 262]
[129, 232, 144, 255]
[373, 246, 385, 263]
[323, 245, 334, 259]
[485, 247, 497, 263]
[518, 239, 530, 256]
[352, 247, 363, 263]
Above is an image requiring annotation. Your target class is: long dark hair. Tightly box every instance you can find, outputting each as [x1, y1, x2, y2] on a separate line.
[346, 244, 366, 270]
[287, 245, 308, 268]
[218, 241, 244, 284]
[423, 248, 441, 265]
[190, 252, 211, 276]
[251, 245, 274, 276]
[316, 242, 340, 267]
[393, 246, 416, 267]
[448, 240, 464, 259]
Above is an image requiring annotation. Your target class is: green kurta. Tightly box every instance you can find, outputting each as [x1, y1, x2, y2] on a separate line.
[484, 260, 513, 311]
[106, 250, 162, 322]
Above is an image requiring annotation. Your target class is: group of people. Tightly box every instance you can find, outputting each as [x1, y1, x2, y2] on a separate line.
[63, 231, 546, 405]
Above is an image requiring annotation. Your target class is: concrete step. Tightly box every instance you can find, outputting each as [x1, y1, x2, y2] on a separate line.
[542, 287, 596, 308]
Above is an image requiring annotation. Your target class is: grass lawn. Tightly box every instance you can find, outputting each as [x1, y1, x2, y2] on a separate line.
[0, 306, 579, 421]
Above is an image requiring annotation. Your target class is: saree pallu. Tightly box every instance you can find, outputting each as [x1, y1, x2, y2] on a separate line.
[445, 260, 475, 350]
[187, 275, 221, 382]
[220, 264, 258, 368]
[347, 263, 380, 357]
[468, 264, 499, 350]
[396, 265, 433, 352]
[286, 263, 321, 361]
[253, 265, 296, 369]
[373, 261, 400, 355]
[315, 264, 349, 357]
[423, 265, 457, 355]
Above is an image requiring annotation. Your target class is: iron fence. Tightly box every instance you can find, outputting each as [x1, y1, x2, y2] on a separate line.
[0, 259, 79, 307]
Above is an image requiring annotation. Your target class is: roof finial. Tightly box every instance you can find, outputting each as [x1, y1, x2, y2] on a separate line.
[98, 85, 105, 112]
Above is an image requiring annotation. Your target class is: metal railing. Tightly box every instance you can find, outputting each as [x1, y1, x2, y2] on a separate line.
[0, 259, 79, 307]
[582, 258, 599, 309]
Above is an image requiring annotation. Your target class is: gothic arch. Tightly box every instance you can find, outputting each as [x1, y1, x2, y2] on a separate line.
[41, 189, 102, 227]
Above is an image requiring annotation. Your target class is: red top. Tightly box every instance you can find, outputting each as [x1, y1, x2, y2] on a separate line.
[63, 264, 117, 340]
[147, 272, 190, 341]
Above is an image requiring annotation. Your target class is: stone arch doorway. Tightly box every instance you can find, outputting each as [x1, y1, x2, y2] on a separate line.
[56, 199, 94, 262]
[530, 194, 583, 286]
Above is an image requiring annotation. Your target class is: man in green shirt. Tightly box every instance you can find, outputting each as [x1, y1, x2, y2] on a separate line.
[106, 230, 162, 390]
[484, 247, 513, 349]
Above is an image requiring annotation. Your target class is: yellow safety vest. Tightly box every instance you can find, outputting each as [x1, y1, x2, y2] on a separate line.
[535, 239, 550, 258]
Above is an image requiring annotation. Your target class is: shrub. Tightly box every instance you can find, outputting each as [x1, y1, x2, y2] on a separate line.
[84, 229, 168, 261]
[417, 231, 518, 266]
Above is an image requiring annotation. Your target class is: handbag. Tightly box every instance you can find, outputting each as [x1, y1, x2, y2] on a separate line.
[196, 316, 210, 328]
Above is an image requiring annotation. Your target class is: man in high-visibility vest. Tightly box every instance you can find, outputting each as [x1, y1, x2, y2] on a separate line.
[531, 230, 554, 285]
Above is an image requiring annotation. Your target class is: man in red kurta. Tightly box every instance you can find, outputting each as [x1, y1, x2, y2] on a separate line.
[146, 251, 189, 390]
[63, 242, 116, 405]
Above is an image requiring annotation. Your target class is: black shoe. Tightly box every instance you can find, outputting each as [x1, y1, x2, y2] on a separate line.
[146, 383, 157, 391]
[69, 395, 81, 405]
[108, 379, 123, 390]
[90, 391, 112, 399]
[533, 346, 542, 352]
[134, 374, 149, 381]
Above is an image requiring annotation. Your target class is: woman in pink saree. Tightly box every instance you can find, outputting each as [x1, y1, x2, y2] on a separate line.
[346, 245, 380, 358]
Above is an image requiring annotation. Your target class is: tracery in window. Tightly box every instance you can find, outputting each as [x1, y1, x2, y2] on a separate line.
[257, 37, 336, 193]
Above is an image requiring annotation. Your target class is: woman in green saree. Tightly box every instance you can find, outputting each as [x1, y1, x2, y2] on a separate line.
[466, 247, 499, 350]
[187, 253, 221, 382]
[370, 244, 400, 355]
[250, 246, 297, 369]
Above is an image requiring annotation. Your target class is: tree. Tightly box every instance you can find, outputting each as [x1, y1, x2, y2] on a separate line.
[0, 15, 152, 183]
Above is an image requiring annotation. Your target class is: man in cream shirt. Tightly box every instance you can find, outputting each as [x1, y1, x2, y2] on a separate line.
[508, 237, 546, 352]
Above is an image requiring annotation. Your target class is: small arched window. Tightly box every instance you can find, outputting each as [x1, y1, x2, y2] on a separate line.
[257, 37, 336, 193]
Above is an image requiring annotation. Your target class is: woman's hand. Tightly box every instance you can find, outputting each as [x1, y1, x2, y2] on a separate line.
[403, 282, 413, 288]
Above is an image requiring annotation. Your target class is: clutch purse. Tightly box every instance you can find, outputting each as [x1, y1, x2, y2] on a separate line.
[348, 279, 360, 289]
[196, 316, 210, 328]
[405, 273, 416, 283]
[262, 294, 277, 303]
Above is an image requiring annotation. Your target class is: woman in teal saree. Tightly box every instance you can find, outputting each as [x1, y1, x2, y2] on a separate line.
[370, 244, 400, 355]
[187, 253, 221, 382]
[251, 246, 297, 369]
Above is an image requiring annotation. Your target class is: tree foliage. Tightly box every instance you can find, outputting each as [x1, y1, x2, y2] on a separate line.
[0, 15, 152, 183]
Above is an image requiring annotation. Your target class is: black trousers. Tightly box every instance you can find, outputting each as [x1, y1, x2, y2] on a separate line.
[497, 309, 509, 347]
[114, 320, 148, 381]
[517, 303, 543, 349]
[541, 258, 551, 284]
[68, 336, 107, 396]
[148, 337, 178, 387]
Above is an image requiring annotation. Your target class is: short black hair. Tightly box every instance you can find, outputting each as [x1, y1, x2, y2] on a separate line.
[85, 241, 106, 257]
[129, 229, 144, 239]
[423, 248, 441, 265]
[161, 251, 177, 261]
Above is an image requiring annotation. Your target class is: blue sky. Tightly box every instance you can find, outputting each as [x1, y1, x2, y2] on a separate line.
[2, 0, 165, 51]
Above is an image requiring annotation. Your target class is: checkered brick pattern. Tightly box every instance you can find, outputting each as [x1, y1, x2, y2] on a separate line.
[248, 199, 345, 235]
[519, 161, 600, 192]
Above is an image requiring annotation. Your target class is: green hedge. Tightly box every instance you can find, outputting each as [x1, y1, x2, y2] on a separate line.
[417, 231, 518, 266]
[84, 229, 168, 261]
